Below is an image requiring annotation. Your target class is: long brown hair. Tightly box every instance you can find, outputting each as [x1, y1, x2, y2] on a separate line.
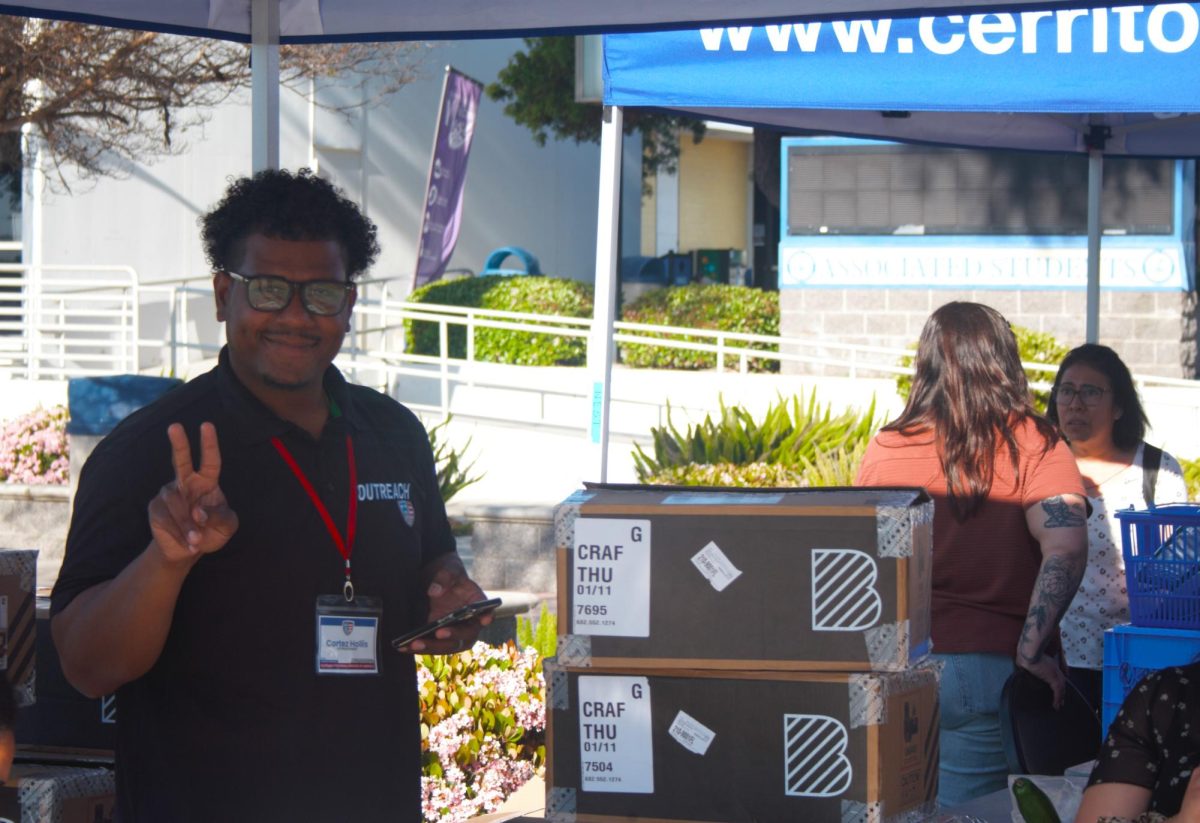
[885, 302, 1058, 520]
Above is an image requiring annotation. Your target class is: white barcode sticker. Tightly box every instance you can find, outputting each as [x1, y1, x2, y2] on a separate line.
[691, 541, 742, 592]
[669, 710, 716, 755]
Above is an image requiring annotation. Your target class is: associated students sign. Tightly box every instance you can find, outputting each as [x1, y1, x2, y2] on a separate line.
[604, 5, 1200, 113]
[780, 245, 1185, 290]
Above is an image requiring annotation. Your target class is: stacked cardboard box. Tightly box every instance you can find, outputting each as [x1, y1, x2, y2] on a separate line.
[0, 551, 37, 709]
[15, 597, 115, 754]
[0, 763, 115, 823]
[547, 485, 939, 822]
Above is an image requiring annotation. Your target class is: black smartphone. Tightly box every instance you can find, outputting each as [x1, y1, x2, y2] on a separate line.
[391, 597, 502, 649]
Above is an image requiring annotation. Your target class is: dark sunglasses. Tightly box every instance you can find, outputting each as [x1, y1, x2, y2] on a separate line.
[225, 271, 354, 317]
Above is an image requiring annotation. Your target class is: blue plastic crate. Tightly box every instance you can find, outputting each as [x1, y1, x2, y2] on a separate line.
[1101, 624, 1200, 739]
[1115, 505, 1200, 629]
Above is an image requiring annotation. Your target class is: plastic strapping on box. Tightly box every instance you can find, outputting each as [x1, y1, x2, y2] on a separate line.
[888, 658, 943, 693]
[545, 658, 571, 710]
[1, 550, 36, 707]
[885, 800, 939, 823]
[0, 550, 36, 592]
[841, 799, 882, 823]
[850, 662, 942, 728]
[554, 499, 584, 553]
[848, 674, 887, 729]
[864, 620, 908, 669]
[545, 787, 577, 822]
[875, 494, 918, 558]
[557, 634, 592, 667]
[18, 765, 115, 822]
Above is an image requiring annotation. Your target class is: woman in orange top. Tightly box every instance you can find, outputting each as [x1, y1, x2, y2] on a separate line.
[856, 302, 1088, 806]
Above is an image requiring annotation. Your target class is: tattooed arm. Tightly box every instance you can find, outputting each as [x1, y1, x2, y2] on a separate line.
[1017, 493, 1088, 708]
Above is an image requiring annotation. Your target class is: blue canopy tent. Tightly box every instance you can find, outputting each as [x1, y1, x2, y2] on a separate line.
[1, 0, 1158, 40]
[2, 0, 1192, 481]
[602, 7, 1200, 345]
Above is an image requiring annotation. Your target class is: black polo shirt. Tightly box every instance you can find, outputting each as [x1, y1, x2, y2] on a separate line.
[52, 348, 454, 822]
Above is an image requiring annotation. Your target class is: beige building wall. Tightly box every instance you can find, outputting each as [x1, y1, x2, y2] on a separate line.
[678, 137, 749, 254]
[640, 176, 657, 257]
[778, 288, 1198, 379]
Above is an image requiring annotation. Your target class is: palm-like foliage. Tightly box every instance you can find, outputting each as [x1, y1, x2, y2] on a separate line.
[633, 392, 880, 486]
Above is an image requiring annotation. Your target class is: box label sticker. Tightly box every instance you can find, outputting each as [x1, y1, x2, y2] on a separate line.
[662, 492, 783, 505]
[691, 541, 742, 592]
[669, 710, 716, 755]
[572, 518, 651, 637]
[578, 675, 654, 793]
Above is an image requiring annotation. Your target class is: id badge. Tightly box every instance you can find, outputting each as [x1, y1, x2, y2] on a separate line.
[315, 594, 382, 675]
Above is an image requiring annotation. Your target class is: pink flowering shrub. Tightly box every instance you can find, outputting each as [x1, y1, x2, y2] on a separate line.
[0, 405, 69, 485]
[418, 641, 546, 821]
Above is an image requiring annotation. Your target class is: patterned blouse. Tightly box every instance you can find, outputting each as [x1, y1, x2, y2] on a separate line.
[1061, 442, 1188, 670]
[1088, 662, 1200, 816]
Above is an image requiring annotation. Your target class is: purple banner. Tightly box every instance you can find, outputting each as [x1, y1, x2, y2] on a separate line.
[414, 67, 482, 289]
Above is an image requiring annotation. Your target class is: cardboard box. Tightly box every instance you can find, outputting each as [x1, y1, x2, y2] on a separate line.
[545, 660, 940, 822]
[15, 598, 115, 753]
[555, 487, 931, 671]
[0, 763, 115, 823]
[0, 551, 37, 707]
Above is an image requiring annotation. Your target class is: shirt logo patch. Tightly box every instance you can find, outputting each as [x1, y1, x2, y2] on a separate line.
[397, 498, 415, 527]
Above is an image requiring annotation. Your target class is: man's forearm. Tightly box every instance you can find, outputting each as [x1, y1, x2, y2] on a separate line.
[421, 550, 466, 587]
[52, 541, 198, 698]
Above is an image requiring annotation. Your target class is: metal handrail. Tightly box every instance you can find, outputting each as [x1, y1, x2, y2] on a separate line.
[1, 270, 1198, 429]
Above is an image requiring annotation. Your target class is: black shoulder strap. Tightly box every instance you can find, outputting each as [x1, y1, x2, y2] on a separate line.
[1143, 443, 1163, 507]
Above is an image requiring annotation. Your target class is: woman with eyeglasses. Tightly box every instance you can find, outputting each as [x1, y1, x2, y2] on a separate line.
[1046, 343, 1187, 715]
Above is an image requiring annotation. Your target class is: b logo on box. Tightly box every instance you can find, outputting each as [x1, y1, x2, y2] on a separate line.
[783, 714, 852, 797]
[811, 549, 882, 631]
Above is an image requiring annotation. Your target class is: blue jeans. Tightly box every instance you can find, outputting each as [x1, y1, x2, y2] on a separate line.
[934, 652, 1015, 807]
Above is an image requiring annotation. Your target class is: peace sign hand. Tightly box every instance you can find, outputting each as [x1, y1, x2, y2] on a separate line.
[147, 422, 239, 565]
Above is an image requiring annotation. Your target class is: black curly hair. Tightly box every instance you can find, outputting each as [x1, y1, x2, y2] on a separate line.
[200, 168, 380, 280]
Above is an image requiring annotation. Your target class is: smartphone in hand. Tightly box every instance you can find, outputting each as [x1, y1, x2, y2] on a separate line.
[391, 597, 502, 650]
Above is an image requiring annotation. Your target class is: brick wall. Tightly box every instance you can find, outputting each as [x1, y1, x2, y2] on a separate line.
[780, 288, 1200, 378]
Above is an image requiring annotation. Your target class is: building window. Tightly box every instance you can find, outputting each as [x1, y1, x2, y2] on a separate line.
[0, 132, 19, 245]
[786, 143, 1174, 237]
[0, 133, 21, 336]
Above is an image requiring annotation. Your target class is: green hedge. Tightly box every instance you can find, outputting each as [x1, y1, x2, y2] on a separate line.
[620, 284, 779, 372]
[405, 275, 593, 366]
[643, 442, 870, 488]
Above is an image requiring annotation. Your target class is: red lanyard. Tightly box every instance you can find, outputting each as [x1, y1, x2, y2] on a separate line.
[272, 434, 358, 601]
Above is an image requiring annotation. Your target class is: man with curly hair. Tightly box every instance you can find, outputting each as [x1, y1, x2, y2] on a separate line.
[50, 169, 490, 821]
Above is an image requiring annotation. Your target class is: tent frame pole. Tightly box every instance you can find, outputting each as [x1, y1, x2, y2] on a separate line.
[588, 105, 623, 483]
[1086, 149, 1102, 344]
[1084, 124, 1111, 346]
[251, 0, 281, 172]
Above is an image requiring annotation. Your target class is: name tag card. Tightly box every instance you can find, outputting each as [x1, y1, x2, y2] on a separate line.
[315, 595, 382, 675]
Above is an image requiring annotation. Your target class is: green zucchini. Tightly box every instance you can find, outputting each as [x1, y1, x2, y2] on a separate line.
[1011, 777, 1062, 823]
